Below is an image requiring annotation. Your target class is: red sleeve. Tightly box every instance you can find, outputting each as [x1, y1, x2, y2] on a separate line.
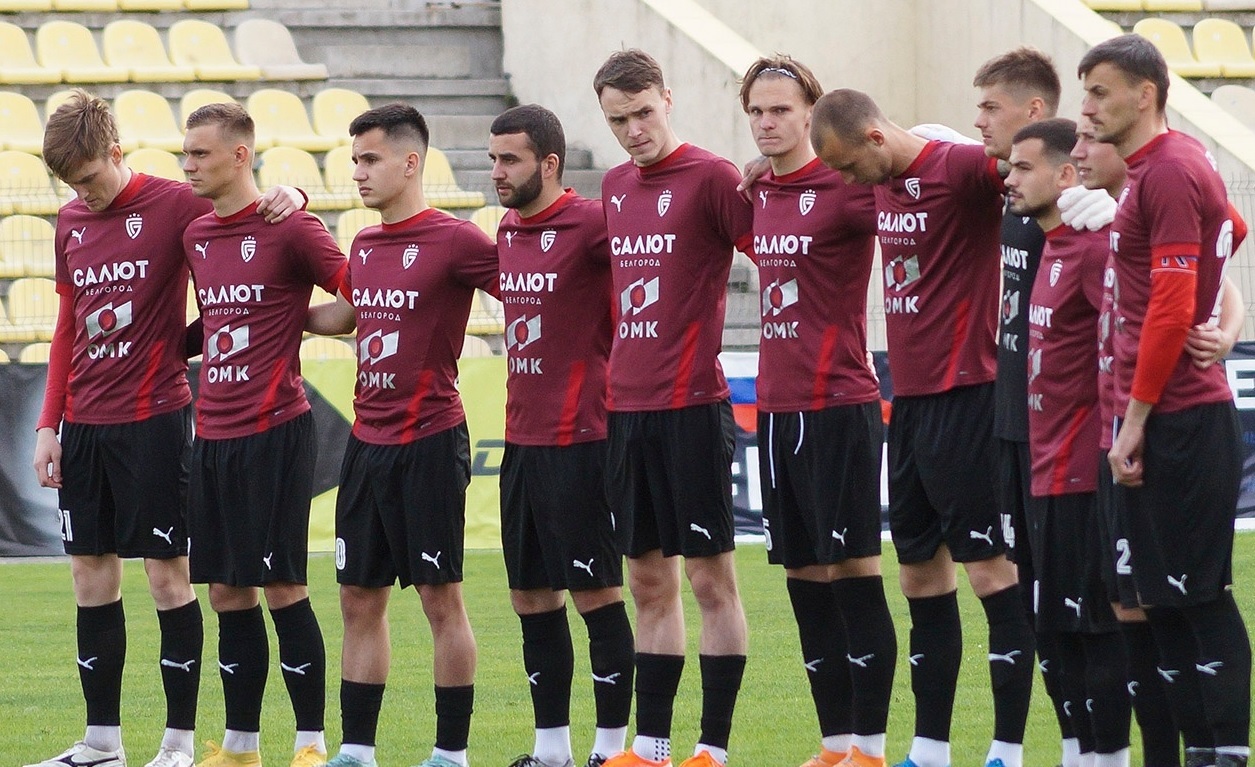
[453, 221, 501, 297]
[708, 159, 755, 254]
[1131, 244, 1198, 404]
[338, 269, 353, 300]
[37, 293, 74, 431]
[1229, 200, 1247, 251]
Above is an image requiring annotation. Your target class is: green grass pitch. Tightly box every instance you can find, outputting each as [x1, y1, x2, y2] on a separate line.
[3, 537, 1254, 767]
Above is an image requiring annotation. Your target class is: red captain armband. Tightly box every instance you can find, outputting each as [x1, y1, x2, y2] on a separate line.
[1132, 246, 1198, 404]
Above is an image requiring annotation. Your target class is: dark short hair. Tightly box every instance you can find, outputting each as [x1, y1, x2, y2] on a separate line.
[490, 104, 566, 179]
[593, 49, 665, 97]
[1012, 117, 1079, 165]
[973, 46, 1061, 116]
[739, 54, 825, 111]
[1078, 34, 1169, 113]
[349, 103, 429, 152]
[185, 101, 255, 146]
[811, 88, 885, 147]
[43, 89, 117, 181]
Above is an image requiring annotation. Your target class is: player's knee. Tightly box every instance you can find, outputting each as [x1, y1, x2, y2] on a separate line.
[511, 588, 565, 615]
[143, 557, 193, 607]
[340, 585, 388, 627]
[964, 556, 1018, 596]
[571, 586, 622, 615]
[628, 565, 680, 613]
[69, 555, 123, 605]
[418, 582, 469, 626]
[685, 556, 739, 613]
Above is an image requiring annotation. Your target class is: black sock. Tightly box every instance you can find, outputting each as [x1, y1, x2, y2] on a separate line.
[1083, 632, 1132, 754]
[1037, 630, 1075, 740]
[634, 653, 684, 739]
[907, 591, 961, 742]
[1122, 620, 1180, 767]
[521, 607, 574, 728]
[78, 600, 126, 726]
[1184, 592, 1252, 750]
[1058, 632, 1095, 754]
[832, 576, 896, 736]
[1148, 606, 1214, 751]
[271, 598, 326, 733]
[582, 601, 634, 729]
[434, 684, 473, 751]
[341, 680, 385, 747]
[787, 577, 852, 737]
[157, 599, 203, 731]
[980, 585, 1035, 745]
[218, 605, 268, 732]
[697, 654, 746, 751]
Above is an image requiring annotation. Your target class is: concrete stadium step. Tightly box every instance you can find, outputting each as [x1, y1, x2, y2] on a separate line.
[457, 168, 606, 201]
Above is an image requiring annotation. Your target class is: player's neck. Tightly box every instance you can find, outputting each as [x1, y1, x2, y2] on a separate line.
[769, 146, 815, 177]
[888, 127, 929, 178]
[636, 133, 682, 167]
[211, 180, 262, 218]
[1115, 116, 1168, 161]
[1104, 177, 1126, 199]
[380, 189, 427, 225]
[518, 184, 565, 219]
[1036, 206, 1063, 233]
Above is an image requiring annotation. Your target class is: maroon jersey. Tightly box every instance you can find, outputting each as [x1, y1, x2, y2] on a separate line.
[600, 143, 754, 411]
[750, 158, 880, 412]
[875, 141, 1003, 396]
[497, 191, 612, 446]
[185, 203, 346, 439]
[1027, 225, 1106, 496]
[1098, 253, 1116, 451]
[348, 209, 498, 445]
[54, 173, 210, 424]
[1110, 131, 1234, 414]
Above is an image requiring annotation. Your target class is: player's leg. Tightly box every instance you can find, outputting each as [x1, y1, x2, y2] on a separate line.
[416, 582, 476, 767]
[570, 588, 634, 767]
[145, 557, 201, 767]
[205, 583, 268, 765]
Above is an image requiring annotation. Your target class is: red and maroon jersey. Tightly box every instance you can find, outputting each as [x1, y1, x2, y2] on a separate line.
[497, 191, 612, 446]
[53, 173, 210, 424]
[1027, 225, 1106, 497]
[750, 158, 880, 412]
[347, 209, 498, 445]
[1098, 252, 1116, 451]
[875, 141, 1003, 397]
[1110, 131, 1234, 414]
[184, 203, 346, 439]
[600, 143, 754, 411]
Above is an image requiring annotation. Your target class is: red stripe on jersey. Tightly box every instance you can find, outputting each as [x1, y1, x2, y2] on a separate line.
[256, 358, 288, 433]
[811, 325, 840, 411]
[399, 369, 435, 444]
[943, 297, 971, 390]
[1050, 404, 1092, 495]
[671, 321, 701, 410]
[132, 340, 165, 422]
[323, 262, 349, 296]
[556, 360, 587, 447]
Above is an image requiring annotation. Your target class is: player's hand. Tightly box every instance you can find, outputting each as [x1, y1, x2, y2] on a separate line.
[908, 123, 982, 145]
[1185, 322, 1235, 368]
[737, 155, 770, 198]
[33, 427, 62, 489]
[1059, 185, 1116, 232]
[257, 185, 306, 223]
[1108, 421, 1145, 487]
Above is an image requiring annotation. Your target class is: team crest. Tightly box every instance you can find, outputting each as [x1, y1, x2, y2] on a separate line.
[657, 190, 672, 217]
[540, 230, 556, 253]
[1049, 259, 1063, 287]
[240, 236, 256, 263]
[799, 190, 816, 216]
[905, 178, 922, 200]
[403, 244, 419, 269]
[125, 214, 142, 240]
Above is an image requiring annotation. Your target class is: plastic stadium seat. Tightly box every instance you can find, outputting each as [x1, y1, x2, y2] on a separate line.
[1145, 0, 1203, 9]
[247, 89, 339, 152]
[1205, 0, 1255, 8]
[322, 145, 360, 207]
[312, 88, 369, 145]
[1211, 84, 1255, 129]
[467, 289, 504, 336]
[335, 207, 381, 253]
[7, 278, 58, 341]
[423, 147, 485, 209]
[18, 342, 52, 362]
[0, 214, 55, 277]
[180, 88, 235, 125]
[461, 334, 493, 358]
[114, 90, 186, 152]
[168, 20, 261, 82]
[127, 148, 186, 182]
[0, 93, 46, 155]
[0, 151, 62, 215]
[45, 90, 77, 121]
[103, 21, 196, 83]
[470, 205, 506, 239]
[0, 348, 9, 364]
[0, 0, 52, 9]
[257, 146, 353, 210]
[1194, 18, 1255, 77]
[299, 336, 355, 361]
[185, 0, 249, 10]
[1083, 0, 1142, 9]
[52, 0, 117, 9]
[119, 0, 181, 9]
[233, 19, 328, 81]
[1133, 19, 1223, 78]
[0, 23, 62, 85]
[37, 22, 129, 84]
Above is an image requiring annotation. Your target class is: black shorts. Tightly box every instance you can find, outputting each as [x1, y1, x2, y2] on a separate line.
[500, 440, 623, 591]
[1095, 451, 1139, 609]
[606, 401, 736, 559]
[887, 383, 1004, 563]
[1112, 402, 1240, 608]
[1027, 490, 1119, 633]
[335, 424, 470, 589]
[995, 438, 1031, 567]
[758, 403, 883, 568]
[189, 411, 315, 587]
[58, 406, 192, 559]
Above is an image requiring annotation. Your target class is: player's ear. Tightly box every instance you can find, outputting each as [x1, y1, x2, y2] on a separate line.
[1027, 96, 1047, 120]
[406, 150, 421, 178]
[542, 152, 560, 180]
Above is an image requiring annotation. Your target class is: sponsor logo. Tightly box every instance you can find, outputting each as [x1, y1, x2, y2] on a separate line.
[758, 190, 768, 209]
[208, 324, 249, 362]
[1027, 347, 1042, 386]
[359, 329, 399, 365]
[761, 278, 799, 317]
[70, 227, 86, 244]
[358, 247, 372, 264]
[610, 194, 626, 212]
[506, 314, 541, 352]
[73, 260, 150, 287]
[619, 276, 660, 316]
[86, 300, 132, 339]
[884, 255, 920, 291]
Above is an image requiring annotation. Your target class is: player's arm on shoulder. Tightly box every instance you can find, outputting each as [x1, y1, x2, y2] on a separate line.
[307, 288, 355, 336]
[1059, 185, 1117, 232]
[736, 155, 770, 197]
[909, 123, 982, 146]
[256, 185, 308, 223]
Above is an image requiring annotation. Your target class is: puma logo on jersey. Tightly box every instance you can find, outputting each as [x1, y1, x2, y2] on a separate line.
[610, 194, 626, 212]
[358, 248, 372, 264]
[846, 653, 875, 668]
[591, 672, 621, 685]
[76, 656, 98, 670]
[1064, 597, 1082, 616]
[194, 242, 209, 259]
[758, 190, 768, 209]
[689, 523, 711, 540]
[988, 650, 1022, 664]
[422, 551, 443, 568]
[152, 526, 174, 544]
[281, 662, 312, 675]
[573, 558, 595, 577]
[1196, 661, 1224, 676]
[160, 658, 197, 672]
[70, 227, 86, 244]
[803, 657, 823, 672]
[831, 528, 847, 545]
[218, 661, 239, 675]
[505, 231, 515, 247]
[1157, 666, 1179, 683]
[969, 526, 994, 545]
[1167, 574, 1188, 595]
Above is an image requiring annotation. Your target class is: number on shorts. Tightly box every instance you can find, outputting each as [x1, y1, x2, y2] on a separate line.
[1115, 537, 1132, 576]
[58, 509, 73, 542]
[1000, 513, 1015, 549]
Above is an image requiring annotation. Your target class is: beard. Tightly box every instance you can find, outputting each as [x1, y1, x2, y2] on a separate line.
[500, 166, 544, 210]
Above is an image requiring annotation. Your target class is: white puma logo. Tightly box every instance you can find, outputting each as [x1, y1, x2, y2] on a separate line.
[280, 662, 311, 676]
[505, 231, 515, 247]
[1167, 573, 1188, 595]
[1157, 666, 1180, 683]
[1127, 680, 1139, 696]
[218, 661, 238, 675]
[610, 194, 626, 212]
[1196, 661, 1224, 676]
[908, 653, 924, 666]
[160, 658, 197, 672]
[152, 526, 174, 544]
[527, 672, 540, 686]
[803, 657, 823, 672]
[758, 190, 768, 208]
[969, 526, 994, 545]
[194, 242, 208, 258]
[1064, 597, 1082, 616]
[422, 551, 443, 568]
[573, 558, 595, 577]
[689, 523, 712, 540]
[70, 227, 86, 244]
[1086, 698, 1094, 713]
[263, 553, 273, 571]
[358, 248, 372, 264]
[846, 653, 875, 668]
[988, 650, 1022, 664]
[591, 671, 621, 685]
[76, 656, 98, 670]
[831, 528, 848, 545]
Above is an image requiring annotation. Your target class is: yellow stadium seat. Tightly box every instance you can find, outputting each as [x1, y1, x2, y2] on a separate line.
[179, 88, 235, 125]
[114, 90, 186, 152]
[0, 151, 62, 215]
[103, 20, 195, 83]
[299, 336, 355, 361]
[0, 347, 10, 364]
[37, 21, 129, 84]
[1205, 0, 1255, 8]
[423, 147, 485, 210]
[0, 93, 46, 155]
[18, 342, 52, 362]
[52, 0, 117, 9]
[323, 145, 361, 207]
[233, 19, 328, 81]
[185, 0, 248, 10]
[0, 23, 61, 85]
[168, 20, 261, 82]
[1145, 0, 1204, 9]
[247, 89, 339, 152]
[312, 88, 369, 146]
[461, 334, 494, 358]
[257, 146, 354, 210]
[1193, 18, 1255, 77]
[335, 207, 381, 253]
[119, 0, 181, 9]
[7, 277, 58, 341]
[1133, 19, 1223, 78]
[0, 0, 52, 10]
[1083, 0, 1142, 8]
[0, 214, 55, 277]
[127, 148, 186, 182]
[470, 204, 507, 239]
[45, 90, 76, 121]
